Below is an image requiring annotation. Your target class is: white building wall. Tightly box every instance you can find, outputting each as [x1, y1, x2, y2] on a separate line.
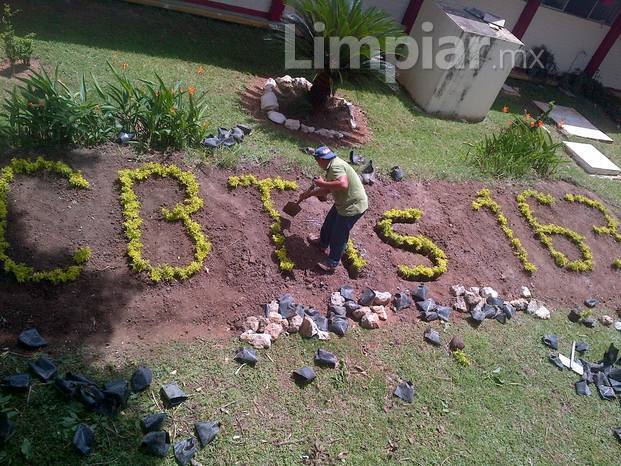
[362, 0, 621, 89]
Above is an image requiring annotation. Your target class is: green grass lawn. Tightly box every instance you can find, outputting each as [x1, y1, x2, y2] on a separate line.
[2, 0, 620, 204]
[2, 1, 621, 464]
[2, 310, 621, 465]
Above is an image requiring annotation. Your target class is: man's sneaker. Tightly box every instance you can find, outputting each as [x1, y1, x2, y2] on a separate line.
[317, 260, 337, 274]
[307, 235, 327, 253]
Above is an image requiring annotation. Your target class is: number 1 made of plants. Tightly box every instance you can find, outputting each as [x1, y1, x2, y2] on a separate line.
[118, 163, 211, 282]
[0, 157, 92, 284]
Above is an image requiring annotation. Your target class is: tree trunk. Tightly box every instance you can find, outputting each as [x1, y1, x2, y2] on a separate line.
[309, 70, 332, 111]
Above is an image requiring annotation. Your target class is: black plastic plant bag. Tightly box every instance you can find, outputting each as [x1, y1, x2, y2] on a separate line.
[195, 421, 220, 448]
[305, 308, 320, 318]
[597, 384, 616, 401]
[421, 311, 438, 322]
[542, 335, 559, 350]
[160, 382, 188, 408]
[141, 431, 171, 457]
[614, 427, 621, 443]
[328, 305, 347, 318]
[174, 437, 198, 466]
[2, 373, 30, 391]
[235, 347, 258, 366]
[483, 304, 497, 319]
[486, 296, 504, 306]
[293, 367, 316, 385]
[105, 379, 130, 406]
[55, 373, 95, 399]
[131, 367, 153, 393]
[424, 328, 441, 346]
[73, 423, 94, 456]
[470, 308, 485, 323]
[575, 342, 589, 354]
[344, 301, 360, 314]
[328, 317, 348, 337]
[393, 381, 414, 403]
[29, 356, 57, 382]
[416, 299, 436, 313]
[437, 306, 451, 322]
[142, 413, 167, 433]
[495, 312, 507, 325]
[390, 166, 404, 182]
[584, 298, 599, 308]
[603, 344, 619, 368]
[314, 349, 338, 368]
[568, 309, 582, 323]
[349, 150, 365, 165]
[412, 284, 429, 302]
[549, 354, 564, 370]
[500, 303, 516, 319]
[313, 315, 329, 332]
[575, 380, 592, 396]
[0, 412, 16, 444]
[393, 292, 413, 311]
[339, 285, 355, 301]
[359, 288, 376, 306]
[17, 328, 48, 350]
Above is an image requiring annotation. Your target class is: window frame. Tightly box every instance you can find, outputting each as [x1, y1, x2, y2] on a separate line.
[536, 0, 621, 25]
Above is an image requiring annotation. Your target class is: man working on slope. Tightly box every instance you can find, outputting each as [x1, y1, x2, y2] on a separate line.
[298, 146, 368, 273]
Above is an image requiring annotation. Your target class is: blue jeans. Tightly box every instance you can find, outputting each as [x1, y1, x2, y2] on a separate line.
[319, 206, 365, 267]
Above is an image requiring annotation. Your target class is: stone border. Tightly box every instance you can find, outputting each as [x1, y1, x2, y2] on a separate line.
[260, 75, 357, 140]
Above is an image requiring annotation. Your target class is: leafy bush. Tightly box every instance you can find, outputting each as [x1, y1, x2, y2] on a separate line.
[560, 72, 621, 124]
[0, 62, 208, 150]
[95, 62, 208, 150]
[0, 67, 113, 147]
[467, 105, 563, 178]
[272, 0, 405, 110]
[1, 4, 35, 73]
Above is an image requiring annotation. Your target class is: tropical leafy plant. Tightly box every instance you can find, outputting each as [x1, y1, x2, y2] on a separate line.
[0, 67, 113, 147]
[94, 62, 209, 150]
[272, 0, 405, 110]
[466, 104, 563, 178]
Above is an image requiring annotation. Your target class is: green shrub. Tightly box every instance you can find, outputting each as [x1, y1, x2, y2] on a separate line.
[1, 4, 35, 73]
[560, 72, 621, 124]
[95, 62, 208, 150]
[1, 68, 114, 147]
[467, 104, 563, 178]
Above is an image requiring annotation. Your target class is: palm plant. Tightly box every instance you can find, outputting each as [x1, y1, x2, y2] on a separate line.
[273, 0, 405, 110]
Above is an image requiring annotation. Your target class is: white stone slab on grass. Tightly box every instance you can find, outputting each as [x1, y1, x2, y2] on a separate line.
[501, 83, 520, 97]
[563, 141, 621, 176]
[534, 101, 613, 143]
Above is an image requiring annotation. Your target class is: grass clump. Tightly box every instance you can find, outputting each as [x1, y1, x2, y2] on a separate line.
[466, 104, 563, 178]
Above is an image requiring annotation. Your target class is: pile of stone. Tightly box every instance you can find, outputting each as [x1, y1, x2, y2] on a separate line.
[260, 76, 356, 140]
[240, 287, 392, 349]
[450, 284, 550, 325]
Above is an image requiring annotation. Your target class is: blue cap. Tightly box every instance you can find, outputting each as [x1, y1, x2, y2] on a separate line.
[314, 146, 336, 160]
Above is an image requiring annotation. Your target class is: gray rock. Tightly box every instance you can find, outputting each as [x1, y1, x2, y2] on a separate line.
[453, 296, 468, 313]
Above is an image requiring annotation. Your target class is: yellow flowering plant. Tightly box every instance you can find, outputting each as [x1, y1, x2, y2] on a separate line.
[375, 208, 448, 281]
[0, 157, 91, 284]
[118, 163, 211, 282]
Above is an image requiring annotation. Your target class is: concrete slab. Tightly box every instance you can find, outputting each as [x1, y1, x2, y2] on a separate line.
[534, 101, 614, 143]
[563, 141, 621, 176]
[501, 83, 520, 97]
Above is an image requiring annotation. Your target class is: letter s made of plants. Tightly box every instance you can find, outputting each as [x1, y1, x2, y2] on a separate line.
[375, 208, 448, 281]
[118, 163, 211, 282]
[0, 157, 92, 284]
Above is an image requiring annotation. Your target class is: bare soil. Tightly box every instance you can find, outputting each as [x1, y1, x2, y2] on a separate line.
[1, 147, 620, 348]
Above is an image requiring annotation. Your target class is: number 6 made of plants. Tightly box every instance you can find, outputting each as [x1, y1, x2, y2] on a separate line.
[118, 163, 211, 282]
[0, 157, 92, 284]
[375, 208, 448, 281]
[517, 190, 593, 272]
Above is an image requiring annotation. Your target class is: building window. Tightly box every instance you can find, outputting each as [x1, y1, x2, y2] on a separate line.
[538, 0, 621, 24]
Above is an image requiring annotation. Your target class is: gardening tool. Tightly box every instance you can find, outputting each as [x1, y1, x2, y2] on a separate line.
[282, 178, 317, 218]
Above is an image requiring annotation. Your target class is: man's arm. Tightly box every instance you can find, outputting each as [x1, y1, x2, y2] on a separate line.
[314, 175, 348, 192]
[298, 186, 331, 203]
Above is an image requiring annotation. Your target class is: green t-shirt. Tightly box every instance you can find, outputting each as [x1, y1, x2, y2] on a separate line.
[326, 157, 368, 216]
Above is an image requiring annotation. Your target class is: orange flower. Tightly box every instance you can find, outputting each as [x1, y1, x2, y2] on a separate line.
[537, 120, 543, 128]
[121, 62, 128, 70]
[502, 105, 509, 113]
[196, 65, 205, 75]
[530, 121, 535, 128]
[188, 86, 196, 96]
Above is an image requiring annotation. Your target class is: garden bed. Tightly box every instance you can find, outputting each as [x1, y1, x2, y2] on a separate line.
[0, 147, 620, 348]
